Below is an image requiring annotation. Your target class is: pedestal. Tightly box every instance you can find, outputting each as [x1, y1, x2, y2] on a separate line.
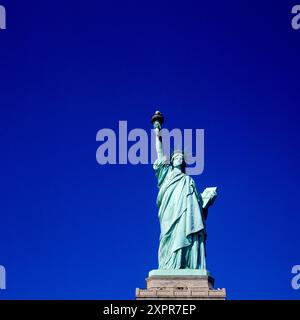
[136, 269, 226, 300]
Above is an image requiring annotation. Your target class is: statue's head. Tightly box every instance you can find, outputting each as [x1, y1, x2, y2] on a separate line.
[170, 151, 186, 172]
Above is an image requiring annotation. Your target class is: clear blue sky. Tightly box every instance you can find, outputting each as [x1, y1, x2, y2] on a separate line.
[0, 0, 299, 299]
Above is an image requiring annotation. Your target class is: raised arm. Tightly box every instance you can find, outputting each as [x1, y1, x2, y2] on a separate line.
[151, 111, 165, 161]
[154, 123, 164, 160]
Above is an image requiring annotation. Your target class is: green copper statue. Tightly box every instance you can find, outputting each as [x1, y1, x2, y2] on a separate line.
[152, 111, 217, 272]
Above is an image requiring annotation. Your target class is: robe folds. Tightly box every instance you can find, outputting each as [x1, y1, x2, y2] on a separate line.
[154, 158, 207, 269]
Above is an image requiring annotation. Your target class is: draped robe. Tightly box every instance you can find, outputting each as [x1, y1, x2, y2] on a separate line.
[154, 158, 207, 269]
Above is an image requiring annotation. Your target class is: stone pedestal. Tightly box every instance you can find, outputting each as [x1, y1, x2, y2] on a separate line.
[136, 269, 226, 300]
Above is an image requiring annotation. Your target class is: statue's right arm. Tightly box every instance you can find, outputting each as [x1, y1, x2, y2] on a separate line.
[155, 128, 164, 161]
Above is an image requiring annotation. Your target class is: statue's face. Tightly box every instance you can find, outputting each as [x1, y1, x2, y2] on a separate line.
[172, 153, 184, 167]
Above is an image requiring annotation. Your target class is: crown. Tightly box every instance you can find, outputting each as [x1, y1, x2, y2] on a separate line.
[170, 150, 187, 162]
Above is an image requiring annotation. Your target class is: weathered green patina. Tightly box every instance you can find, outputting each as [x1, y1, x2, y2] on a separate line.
[152, 111, 217, 272]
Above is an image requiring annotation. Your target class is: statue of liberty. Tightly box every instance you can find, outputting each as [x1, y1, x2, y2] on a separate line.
[152, 111, 217, 272]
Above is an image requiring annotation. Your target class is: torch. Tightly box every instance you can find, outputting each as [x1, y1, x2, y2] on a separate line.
[151, 110, 164, 131]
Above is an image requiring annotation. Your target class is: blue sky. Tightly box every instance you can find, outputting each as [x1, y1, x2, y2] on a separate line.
[0, 0, 299, 299]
